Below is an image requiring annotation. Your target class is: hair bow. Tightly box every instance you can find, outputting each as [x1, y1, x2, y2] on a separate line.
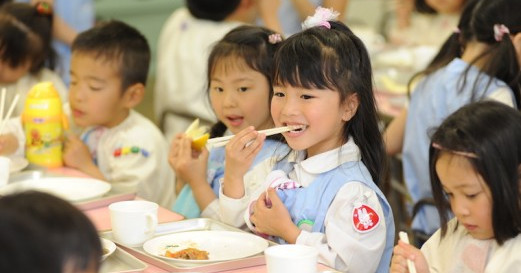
[301, 7, 340, 30]
[268, 33, 282, 44]
[493, 24, 510, 42]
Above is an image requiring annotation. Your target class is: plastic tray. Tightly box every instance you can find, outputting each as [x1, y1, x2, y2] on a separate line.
[101, 218, 272, 272]
[101, 247, 147, 273]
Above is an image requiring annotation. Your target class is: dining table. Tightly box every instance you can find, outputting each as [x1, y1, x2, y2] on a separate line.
[34, 167, 335, 273]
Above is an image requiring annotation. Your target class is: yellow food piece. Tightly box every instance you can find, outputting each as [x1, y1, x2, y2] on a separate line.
[185, 119, 209, 150]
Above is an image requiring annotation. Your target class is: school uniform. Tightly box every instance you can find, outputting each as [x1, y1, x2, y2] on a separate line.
[173, 138, 288, 219]
[422, 218, 521, 272]
[403, 58, 515, 237]
[223, 138, 394, 273]
[80, 110, 175, 207]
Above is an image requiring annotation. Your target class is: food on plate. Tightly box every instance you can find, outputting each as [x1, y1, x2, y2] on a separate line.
[185, 119, 209, 150]
[165, 247, 209, 260]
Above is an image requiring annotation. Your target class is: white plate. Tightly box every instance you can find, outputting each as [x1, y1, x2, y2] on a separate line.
[9, 157, 29, 173]
[101, 238, 117, 261]
[143, 230, 268, 266]
[0, 177, 111, 202]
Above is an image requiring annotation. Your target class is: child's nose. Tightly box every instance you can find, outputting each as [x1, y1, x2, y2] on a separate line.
[223, 91, 237, 107]
[452, 198, 470, 217]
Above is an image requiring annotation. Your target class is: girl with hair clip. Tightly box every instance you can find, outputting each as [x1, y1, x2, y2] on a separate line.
[384, 0, 521, 246]
[169, 25, 288, 219]
[244, 7, 394, 273]
[391, 101, 521, 273]
[0, 2, 67, 156]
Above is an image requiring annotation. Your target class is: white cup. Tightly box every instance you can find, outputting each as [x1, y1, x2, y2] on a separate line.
[265, 244, 319, 273]
[0, 156, 11, 187]
[109, 200, 158, 246]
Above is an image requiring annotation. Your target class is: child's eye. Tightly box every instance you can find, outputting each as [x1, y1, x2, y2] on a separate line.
[300, 94, 313, 100]
[238, 87, 249, 92]
[273, 92, 285, 97]
[465, 192, 480, 199]
[212, 87, 224, 92]
[89, 86, 102, 91]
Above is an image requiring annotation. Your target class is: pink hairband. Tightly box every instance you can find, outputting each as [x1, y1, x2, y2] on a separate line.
[432, 143, 478, 159]
[494, 24, 510, 42]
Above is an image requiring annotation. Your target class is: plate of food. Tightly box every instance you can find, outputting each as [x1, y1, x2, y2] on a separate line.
[0, 177, 111, 202]
[143, 230, 269, 266]
[101, 238, 117, 261]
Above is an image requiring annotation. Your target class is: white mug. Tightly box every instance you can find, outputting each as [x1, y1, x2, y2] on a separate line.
[0, 156, 11, 187]
[109, 200, 158, 246]
[265, 244, 319, 273]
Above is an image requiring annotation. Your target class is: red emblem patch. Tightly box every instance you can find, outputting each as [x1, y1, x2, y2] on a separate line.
[352, 204, 380, 233]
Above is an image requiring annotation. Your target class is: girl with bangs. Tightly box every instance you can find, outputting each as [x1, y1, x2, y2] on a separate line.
[244, 7, 394, 273]
[169, 25, 289, 219]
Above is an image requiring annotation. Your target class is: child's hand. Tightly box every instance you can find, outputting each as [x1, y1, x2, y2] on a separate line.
[390, 240, 429, 273]
[222, 126, 266, 198]
[63, 133, 94, 170]
[0, 133, 19, 156]
[250, 188, 300, 243]
[168, 133, 208, 188]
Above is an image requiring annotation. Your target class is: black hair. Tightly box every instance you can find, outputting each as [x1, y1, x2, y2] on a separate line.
[0, 191, 102, 272]
[206, 25, 282, 137]
[408, 0, 521, 107]
[72, 20, 151, 92]
[0, 2, 54, 73]
[429, 101, 521, 245]
[273, 21, 386, 186]
[186, 0, 241, 21]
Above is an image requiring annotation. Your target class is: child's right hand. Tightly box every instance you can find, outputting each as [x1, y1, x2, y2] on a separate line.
[222, 126, 266, 198]
[168, 133, 209, 188]
[0, 133, 19, 156]
[390, 240, 429, 273]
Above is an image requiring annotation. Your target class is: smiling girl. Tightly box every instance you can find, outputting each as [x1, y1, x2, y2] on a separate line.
[245, 7, 394, 273]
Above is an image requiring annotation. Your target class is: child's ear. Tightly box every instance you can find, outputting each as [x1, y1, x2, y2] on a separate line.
[512, 32, 521, 66]
[341, 93, 359, 122]
[122, 83, 145, 108]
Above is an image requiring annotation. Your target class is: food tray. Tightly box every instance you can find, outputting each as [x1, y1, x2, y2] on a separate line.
[101, 247, 147, 273]
[6, 170, 136, 209]
[101, 218, 272, 272]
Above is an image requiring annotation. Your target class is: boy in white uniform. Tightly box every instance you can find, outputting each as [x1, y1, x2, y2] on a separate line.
[62, 21, 175, 207]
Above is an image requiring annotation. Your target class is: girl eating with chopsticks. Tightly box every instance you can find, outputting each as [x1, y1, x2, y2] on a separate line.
[244, 7, 395, 272]
[168, 25, 290, 219]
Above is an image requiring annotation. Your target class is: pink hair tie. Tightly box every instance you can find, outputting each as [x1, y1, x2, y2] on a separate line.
[268, 33, 282, 44]
[432, 142, 478, 159]
[493, 24, 510, 42]
[453, 27, 461, 34]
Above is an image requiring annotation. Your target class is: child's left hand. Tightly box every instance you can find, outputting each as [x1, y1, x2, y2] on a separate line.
[63, 133, 94, 170]
[250, 188, 301, 243]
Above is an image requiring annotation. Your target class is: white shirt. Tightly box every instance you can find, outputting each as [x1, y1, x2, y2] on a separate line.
[0, 68, 68, 117]
[82, 110, 175, 207]
[219, 139, 387, 272]
[422, 218, 521, 272]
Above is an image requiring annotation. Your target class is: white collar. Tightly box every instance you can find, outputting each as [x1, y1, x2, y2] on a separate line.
[289, 137, 361, 174]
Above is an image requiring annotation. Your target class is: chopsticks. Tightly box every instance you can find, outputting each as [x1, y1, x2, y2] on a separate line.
[399, 231, 417, 273]
[0, 88, 20, 135]
[206, 125, 302, 149]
